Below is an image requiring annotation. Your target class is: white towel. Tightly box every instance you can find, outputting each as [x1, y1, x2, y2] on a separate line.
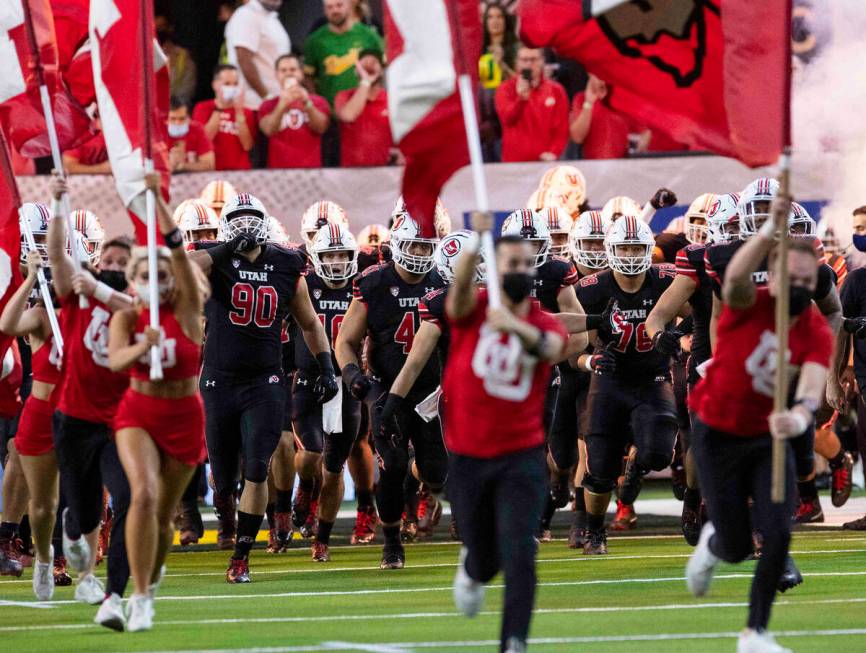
[414, 386, 442, 422]
[322, 381, 343, 433]
[696, 358, 713, 379]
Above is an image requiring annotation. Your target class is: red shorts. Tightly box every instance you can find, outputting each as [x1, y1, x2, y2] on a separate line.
[16, 396, 55, 456]
[113, 390, 206, 466]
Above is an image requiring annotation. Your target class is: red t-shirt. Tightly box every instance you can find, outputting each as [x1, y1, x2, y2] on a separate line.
[191, 100, 255, 170]
[334, 88, 392, 167]
[63, 131, 108, 166]
[56, 294, 129, 424]
[443, 291, 567, 458]
[167, 120, 214, 163]
[570, 92, 631, 160]
[689, 287, 832, 436]
[495, 78, 569, 162]
[260, 94, 330, 168]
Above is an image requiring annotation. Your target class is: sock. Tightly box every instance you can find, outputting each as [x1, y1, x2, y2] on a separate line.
[383, 525, 400, 547]
[232, 511, 263, 560]
[797, 479, 818, 501]
[684, 487, 702, 510]
[317, 520, 334, 545]
[356, 489, 373, 511]
[541, 495, 555, 529]
[298, 477, 314, 493]
[0, 521, 18, 540]
[311, 477, 322, 502]
[573, 490, 586, 513]
[19, 516, 31, 549]
[828, 450, 846, 469]
[265, 503, 275, 530]
[586, 512, 605, 532]
[275, 489, 292, 513]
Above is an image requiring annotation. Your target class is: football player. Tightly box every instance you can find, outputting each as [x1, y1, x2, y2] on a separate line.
[199, 179, 237, 215]
[174, 199, 220, 244]
[335, 206, 445, 569]
[190, 193, 338, 583]
[300, 201, 348, 253]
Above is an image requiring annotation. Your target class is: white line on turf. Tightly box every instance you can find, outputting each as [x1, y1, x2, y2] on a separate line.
[322, 643, 406, 652]
[0, 600, 55, 609]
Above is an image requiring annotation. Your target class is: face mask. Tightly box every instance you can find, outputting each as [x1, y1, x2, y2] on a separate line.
[221, 86, 239, 102]
[789, 285, 813, 317]
[502, 272, 533, 304]
[167, 122, 189, 138]
[98, 269, 128, 292]
[134, 280, 174, 306]
[853, 234, 866, 252]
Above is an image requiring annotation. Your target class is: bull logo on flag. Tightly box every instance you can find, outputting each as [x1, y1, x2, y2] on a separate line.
[593, 0, 711, 87]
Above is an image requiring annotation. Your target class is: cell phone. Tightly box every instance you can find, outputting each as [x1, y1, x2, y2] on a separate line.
[521, 69, 532, 82]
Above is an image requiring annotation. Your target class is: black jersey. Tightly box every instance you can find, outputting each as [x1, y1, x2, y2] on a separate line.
[841, 268, 866, 390]
[531, 256, 579, 313]
[576, 264, 677, 382]
[201, 243, 306, 378]
[418, 287, 450, 365]
[293, 272, 353, 372]
[704, 238, 835, 300]
[654, 232, 689, 264]
[353, 261, 445, 391]
[674, 243, 713, 372]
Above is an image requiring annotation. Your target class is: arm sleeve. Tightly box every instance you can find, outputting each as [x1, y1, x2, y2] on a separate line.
[675, 247, 699, 283]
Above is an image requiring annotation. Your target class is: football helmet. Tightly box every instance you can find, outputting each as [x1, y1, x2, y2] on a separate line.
[605, 214, 654, 275]
[173, 199, 220, 243]
[390, 213, 438, 275]
[789, 202, 816, 236]
[817, 220, 841, 257]
[538, 206, 574, 257]
[220, 193, 269, 244]
[301, 200, 348, 248]
[69, 209, 105, 264]
[706, 193, 741, 243]
[18, 202, 51, 262]
[738, 177, 781, 237]
[434, 230, 484, 284]
[601, 196, 642, 223]
[684, 193, 718, 244]
[199, 179, 237, 213]
[267, 217, 291, 246]
[500, 208, 551, 268]
[570, 210, 610, 270]
[537, 165, 587, 216]
[357, 223, 390, 247]
[310, 223, 359, 282]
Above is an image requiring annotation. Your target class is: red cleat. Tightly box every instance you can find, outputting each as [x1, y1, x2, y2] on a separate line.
[350, 507, 378, 545]
[416, 492, 442, 538]
[53, 555, 72, 586]
[831, 452, 855, 508]
[794, 496, 824, 524]
[311, 540, 331, 562]
[275, 511, 293, 550]
[610, 500, 637, 531]
[300, 500, 318, 539]
[226, 557, 251, 583]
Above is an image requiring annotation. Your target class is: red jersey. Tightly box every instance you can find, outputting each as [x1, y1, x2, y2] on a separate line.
[443, 291, 567, 458]
[495, 78, 569, 162]
[56, 294, 129, 424]
[689, 288, 832, 436]
[260, 94, 330, 168]
[31, 334, 62, 386]
[63, 131, 108, 166]
[167, 120, 213, 163]
[129, 306, 201, 382]
[570, 92, 631, 160]
[0, 340, 23, 419]
[334, 88, 392, 167]
[191, 101, 255, 170]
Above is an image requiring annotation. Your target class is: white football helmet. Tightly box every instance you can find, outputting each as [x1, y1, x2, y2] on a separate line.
[738, 177, 781, 237]
[69, 209, 105, 263]
[310, 223, 359, 282]
[538, 206, 574, 258]
[357, 223, 390, 247]
[500, 208, 551, 268]
[684, 193, 718, 244]
[173, 199, 220, 244]
[18, 202, 51, 262]
[537, 165, 587, 216]
[434, 230, 484, 283]
[199, 179, 237, 214]
[267, 217, 291, 246]
[789, 202, 816, 236]
[220, 193, 269, 244]
[706, 193, 741, 243]
[817, 220, 841, 257]
[601, 196, 642, 223]
[570, 210, 610, 270]
[605, 214, 654, 275]
[301, 201, 348, 248]
[390, 212, 438, 275]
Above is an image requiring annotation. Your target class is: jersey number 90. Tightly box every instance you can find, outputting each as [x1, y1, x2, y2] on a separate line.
[230, 283, 278, 328]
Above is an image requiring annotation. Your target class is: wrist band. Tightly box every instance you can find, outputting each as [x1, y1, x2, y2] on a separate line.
[790, 408, 810, 435]
[360, 79, 372, 88]
[582, 356, 593, 373]
[585, 313, 602, 330]
[51, 198, 63, 218]
[93, 282, 113, 304]
[164, 228, 184, 250]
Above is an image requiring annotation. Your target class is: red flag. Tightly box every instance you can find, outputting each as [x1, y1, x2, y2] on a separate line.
[51, 0, 94, 106]
[0, 0, 92, 158]
[384, 0, 481, 237]
[90, 0, 169, 243]
[0, 127, 25, 362]
[517, 0, 790, 167]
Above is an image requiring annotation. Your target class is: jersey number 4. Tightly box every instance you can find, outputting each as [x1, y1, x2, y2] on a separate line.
[230, 283, 278, 327]
[394, 312, 416, 354]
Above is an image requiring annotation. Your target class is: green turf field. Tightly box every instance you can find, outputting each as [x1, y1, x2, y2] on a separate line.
[2, 528, 866, 652]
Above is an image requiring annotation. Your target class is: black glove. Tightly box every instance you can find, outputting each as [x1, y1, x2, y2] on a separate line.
[379, 393, 404, 438]
[341, 362, 372, 400]
[650, 188, 678, 210]
[229, 232, 258, 254]
[843, 317, 866, 339]
[586, 298, 618, 331]
[652, 328, 684, 357]
[588, 343, 617, 375]
[313, 352, 339, 404]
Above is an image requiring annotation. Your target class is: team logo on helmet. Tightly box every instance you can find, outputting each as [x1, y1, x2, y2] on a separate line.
[390, 287, 399, 297]
[442, 239, 461, 257]
[313, 289, 322, 299]
[232, 258, 240, 268]
[392, 215, 406, 231]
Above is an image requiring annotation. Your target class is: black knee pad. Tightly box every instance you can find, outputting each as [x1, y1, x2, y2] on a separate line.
[376, 441, 409, 477]
[323, 432, 353, 475]
[243, 458, 270, 485]
[582, 472, 616, 495]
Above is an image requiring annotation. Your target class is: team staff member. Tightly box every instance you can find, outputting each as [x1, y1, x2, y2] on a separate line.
[445, 219, 567, 653]
[687, 205, 832, 653]
[107, 174, 208, 631]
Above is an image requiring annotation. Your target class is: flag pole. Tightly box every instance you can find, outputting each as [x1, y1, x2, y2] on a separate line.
[20, 0, 87, 309]
[141, 0, 163, 380]
[447, 0, 500, 308]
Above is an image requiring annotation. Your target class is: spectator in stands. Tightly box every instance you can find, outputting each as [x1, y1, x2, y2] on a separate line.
[192, 64, 256, 170]
[259, 54, 330, 168]
[167, 97, 215, 173]
[62, 117, 109, 174]
[224, 0, 291, 111]
[155, 14, 197, 107]
[479, 2, 519, 162]
[304, 0, 384, 108]
[334, 49, 395, 168]
[494, 46, 569, 163]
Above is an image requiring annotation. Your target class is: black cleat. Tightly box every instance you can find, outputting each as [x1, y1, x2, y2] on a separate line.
[618, 450, 643, 506]
[582, 528, 608, 555]
[681, 504, 702, 546]
[794, 496, 824, 524]
[380, 543, 405, 569]
[831, 451, 855, 508]
[777, 555, 803, 593]
[671, 461, 686, 501]
[568, 511, 586, 550]
[842, 515, 866, 531]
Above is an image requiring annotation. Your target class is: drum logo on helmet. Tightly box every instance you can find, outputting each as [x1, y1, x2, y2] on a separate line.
[442, 239, 461, 257]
